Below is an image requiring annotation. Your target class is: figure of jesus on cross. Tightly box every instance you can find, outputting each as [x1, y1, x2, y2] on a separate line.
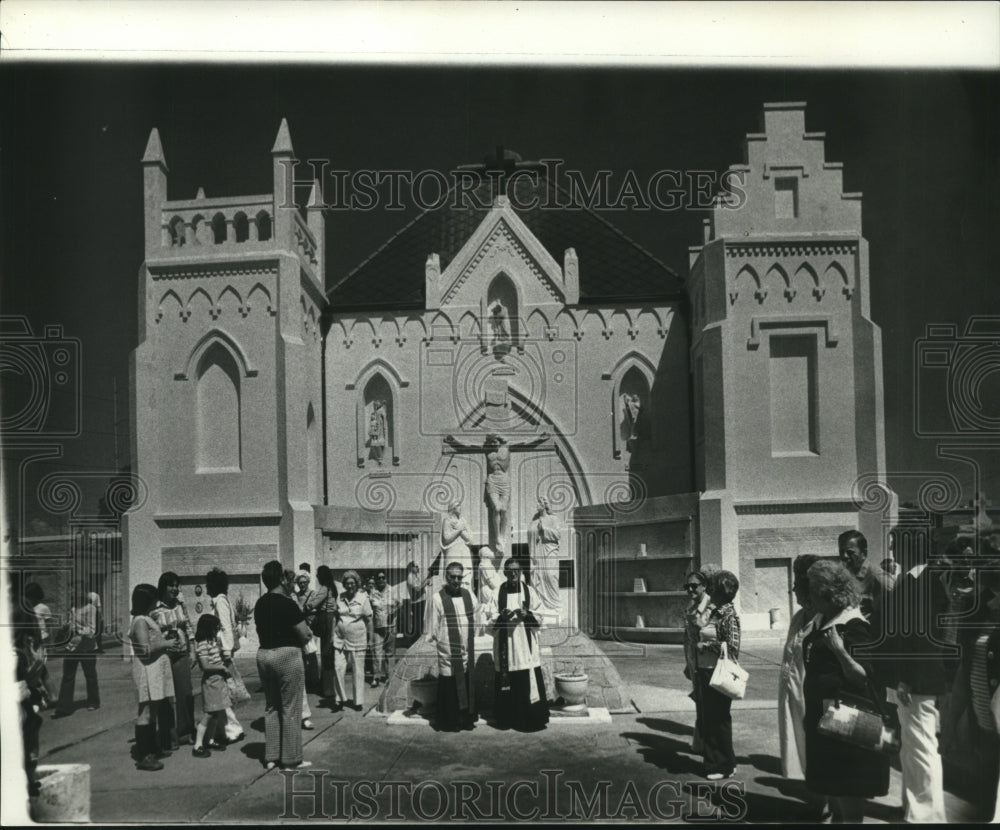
[443, 431, 549, 556]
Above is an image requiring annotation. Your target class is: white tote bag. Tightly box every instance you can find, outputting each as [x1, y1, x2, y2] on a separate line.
[709, 642, 748, 700]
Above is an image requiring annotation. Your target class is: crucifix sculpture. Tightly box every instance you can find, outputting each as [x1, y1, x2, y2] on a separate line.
[443, 431, 550, 555]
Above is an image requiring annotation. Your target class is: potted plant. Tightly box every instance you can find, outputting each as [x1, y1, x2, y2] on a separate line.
[553, 664, 589, 707]
[409, 671, 438, 714]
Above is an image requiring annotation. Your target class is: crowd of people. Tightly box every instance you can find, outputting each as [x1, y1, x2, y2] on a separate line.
[771, 528, 1000, 822]
[127, 560, 434, 771]
[9, 560, 433, 781]
[13, 523, 1000, 817]
[684, 527, 1000, 821]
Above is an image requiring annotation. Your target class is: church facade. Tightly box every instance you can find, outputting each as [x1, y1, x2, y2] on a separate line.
[124, 102, 890, 636]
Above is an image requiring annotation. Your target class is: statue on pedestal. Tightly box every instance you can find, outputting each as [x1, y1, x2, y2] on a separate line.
[489, 300, 512, 358]
[530, 496, 563, 620]
[440, 500, 473, 591]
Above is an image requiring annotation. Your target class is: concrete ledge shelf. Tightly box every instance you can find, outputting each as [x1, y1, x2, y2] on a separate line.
[602, 591, 687, 597]
[600, 626, 685, 644]
[596, 553, 694, 562]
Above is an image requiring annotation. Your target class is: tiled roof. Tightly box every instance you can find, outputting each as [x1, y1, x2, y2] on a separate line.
[328, 176, 684, 309]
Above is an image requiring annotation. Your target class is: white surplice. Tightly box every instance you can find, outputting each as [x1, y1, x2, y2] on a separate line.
[488, 581, 543, 703]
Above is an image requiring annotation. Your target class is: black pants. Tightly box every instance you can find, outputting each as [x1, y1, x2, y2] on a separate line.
[168, 652, 195, 740]
[55, 651, 100, 713]
[696, 668, 735, 775]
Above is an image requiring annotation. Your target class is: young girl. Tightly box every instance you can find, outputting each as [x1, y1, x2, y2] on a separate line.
[128, 584, 175, 772]
[193, 614, 232, 757]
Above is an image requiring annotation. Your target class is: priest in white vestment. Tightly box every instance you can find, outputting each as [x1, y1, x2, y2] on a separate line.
[487, 558, 550, 731]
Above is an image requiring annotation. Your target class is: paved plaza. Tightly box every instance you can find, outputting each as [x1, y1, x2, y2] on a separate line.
[20, 638, 987, 824]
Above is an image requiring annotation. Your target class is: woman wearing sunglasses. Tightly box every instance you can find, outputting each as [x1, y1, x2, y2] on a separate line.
[683, 567, 716, 753]
[694, 570, 742, 780]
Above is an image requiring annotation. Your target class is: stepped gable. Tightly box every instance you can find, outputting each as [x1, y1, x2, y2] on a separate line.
[328, 153, 684, 310]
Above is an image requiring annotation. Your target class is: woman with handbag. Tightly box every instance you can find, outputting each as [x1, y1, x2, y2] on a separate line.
[694, 569, 742, 780]
[682, 567, 715, 753]
[206, 568, 246, 743]
[128, 584, 175, 771]
[802, 560, 890, 823]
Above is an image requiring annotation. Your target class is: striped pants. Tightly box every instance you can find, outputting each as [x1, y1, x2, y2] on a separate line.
[256, 647, 304, 766]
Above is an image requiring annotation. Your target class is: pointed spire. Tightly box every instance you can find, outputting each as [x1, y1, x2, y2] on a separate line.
[307, 180, 322, 210]
[196, 186, 206, 200]
[142, 127, 168, 169]
[271, 117, 294, 155]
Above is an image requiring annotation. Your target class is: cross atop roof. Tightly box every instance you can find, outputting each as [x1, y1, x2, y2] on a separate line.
[456, 146, 547, 177]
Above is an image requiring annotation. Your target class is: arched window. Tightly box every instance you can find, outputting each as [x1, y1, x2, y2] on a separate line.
[255, 210, 272, 242]
[486, 272, 519, 358]
[196, 343, 241, 471]
[190, 214, 208, 246]
[212, 213, 228, 244]
[616, 365, 651, 461]
[362, 374, 393, 467]
[233, 212, 249, 243]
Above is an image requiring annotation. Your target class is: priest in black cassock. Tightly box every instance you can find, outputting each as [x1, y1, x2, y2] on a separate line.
[425, 562, 480, 731]
[489, 558, 550, 732]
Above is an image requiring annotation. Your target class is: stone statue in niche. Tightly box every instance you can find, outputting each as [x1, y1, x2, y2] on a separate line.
[489, 300, 511, 357]
[621, 392, 644, 452]
[530, 496, 563, 621]
[367, 399, 388, 465]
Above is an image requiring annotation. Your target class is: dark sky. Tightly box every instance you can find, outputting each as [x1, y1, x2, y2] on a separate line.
[1, 64, 998, 529]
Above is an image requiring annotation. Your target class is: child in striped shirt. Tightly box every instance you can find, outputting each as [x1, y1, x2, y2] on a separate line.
[193, 615, 231, 757]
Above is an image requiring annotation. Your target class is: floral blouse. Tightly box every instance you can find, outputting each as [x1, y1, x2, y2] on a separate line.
[699, 602, 741, 661]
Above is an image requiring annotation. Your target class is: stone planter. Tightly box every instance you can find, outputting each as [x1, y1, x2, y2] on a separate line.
[409, 677, 438, 713]
[31, 764, 90, 822]
[553, 673, 589, 707]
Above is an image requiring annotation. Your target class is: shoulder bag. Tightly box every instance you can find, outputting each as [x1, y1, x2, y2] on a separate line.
[226, 660, 252, 706]
[817, 674, 900, 756]
[708, 641, 748, 700]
